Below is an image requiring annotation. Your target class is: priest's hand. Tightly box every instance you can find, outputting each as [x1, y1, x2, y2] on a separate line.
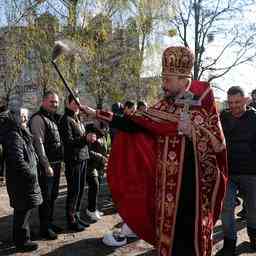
[182, 121, 192, 138]
[178, 113, 192, 138]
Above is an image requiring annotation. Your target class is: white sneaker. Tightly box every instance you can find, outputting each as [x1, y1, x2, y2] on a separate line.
[86, 209, 101, 221]
[96, 209, 104, 216]
[102, 231, 127, 246]
[121, 223, 138, 238]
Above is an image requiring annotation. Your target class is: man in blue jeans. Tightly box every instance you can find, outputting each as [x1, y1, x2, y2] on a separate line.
[220, 86, 256, 255]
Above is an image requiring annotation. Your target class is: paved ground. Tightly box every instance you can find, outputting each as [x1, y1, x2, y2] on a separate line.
[0, 176, 255, 256]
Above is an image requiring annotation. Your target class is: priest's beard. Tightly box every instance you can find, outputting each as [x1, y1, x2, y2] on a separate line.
[163, 89, 181, 102]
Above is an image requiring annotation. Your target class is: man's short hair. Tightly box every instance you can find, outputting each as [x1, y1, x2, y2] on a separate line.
[227, 86, 245, 97]
[43, 89, 58, 100]
[137, 101, 147, 108]
[111, 102, 123, 114]
[251, 89, 256, 96]
[124, 100, 135, 109]
[67, 93, 79, 104]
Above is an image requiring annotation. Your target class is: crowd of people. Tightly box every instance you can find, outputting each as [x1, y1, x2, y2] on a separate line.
[0, 45, 256, 256]
[0, 91, 147, 252]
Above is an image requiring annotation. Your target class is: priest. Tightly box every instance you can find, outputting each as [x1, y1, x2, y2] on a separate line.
[82, 46, 228, 256]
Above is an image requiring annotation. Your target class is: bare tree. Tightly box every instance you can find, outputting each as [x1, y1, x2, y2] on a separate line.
[1, 0, 178, 107]
[169, 0, 256, 82]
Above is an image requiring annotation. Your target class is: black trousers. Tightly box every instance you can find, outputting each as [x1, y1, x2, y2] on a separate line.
[0, 159, 5, 177]
[172, 139, 196, 256]
[38, 163, 61, 231]
[13, 208, 33, 246]
[65, 160, 87, 224]
[87, 175, 99, 212]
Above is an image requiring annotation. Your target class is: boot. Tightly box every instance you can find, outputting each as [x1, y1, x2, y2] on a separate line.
[75, 212, 90, 227]
[40, 228, 58, 240]
[16, 241, 38, 252]
[248, 227, 256, 250]
[249, 236, 256, 250]
[68, 222, 85, 232]
[218, 237, 236, 256]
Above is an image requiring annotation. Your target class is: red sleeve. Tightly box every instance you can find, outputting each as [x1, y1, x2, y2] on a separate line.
[107, 131, 157, 245]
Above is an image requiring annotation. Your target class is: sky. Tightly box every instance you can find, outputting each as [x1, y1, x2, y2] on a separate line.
[142, 41, 256, 101]
[1, 1, 256, 101]
[141, 2, 256, 101]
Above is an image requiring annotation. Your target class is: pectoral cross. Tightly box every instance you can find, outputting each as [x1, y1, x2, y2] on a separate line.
[175, 89, 201, 110]
[175, 98, 201, 111]
[175, 93, 201, 136]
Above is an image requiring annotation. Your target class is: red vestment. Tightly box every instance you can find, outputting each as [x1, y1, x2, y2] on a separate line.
[106, 81, 228, 256]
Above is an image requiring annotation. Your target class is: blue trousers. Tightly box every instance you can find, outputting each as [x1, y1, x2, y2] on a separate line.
[221, 175, 256, 240]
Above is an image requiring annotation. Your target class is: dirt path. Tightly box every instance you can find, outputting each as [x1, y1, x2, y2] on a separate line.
[0, 179, 255, 256]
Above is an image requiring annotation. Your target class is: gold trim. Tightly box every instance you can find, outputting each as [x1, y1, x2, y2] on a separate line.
[162, 72, 192, 78]
[192, 126, 200, 256]
[199, 126, 226, 153]
[211, 167, 221, 222]
[198, 87, 211, 104]
[168, 136, 186, 256]
[158, 136, 169, 256]
[136, 109, 179, 123]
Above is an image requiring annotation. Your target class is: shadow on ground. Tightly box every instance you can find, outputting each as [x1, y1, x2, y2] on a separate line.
[0, 182, 117, 256]
[213, 218, 246, 244]
[214, 241, 256, 256]
[40, 237, 156, 256]
[236, 241, 256, 255]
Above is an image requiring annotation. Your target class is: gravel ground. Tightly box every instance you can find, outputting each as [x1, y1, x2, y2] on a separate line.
[0, 177, 255, 256]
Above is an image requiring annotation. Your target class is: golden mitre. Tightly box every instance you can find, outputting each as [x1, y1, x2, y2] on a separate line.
[162, 46, 195, 78]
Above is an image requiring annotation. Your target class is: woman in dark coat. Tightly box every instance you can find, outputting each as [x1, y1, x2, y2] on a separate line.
[1, 108, 42, 252]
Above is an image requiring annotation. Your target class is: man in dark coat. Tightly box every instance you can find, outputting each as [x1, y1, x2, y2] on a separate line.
[220, 86, 256, 255]
[30, 90, 63, 240]
[59, 95, 92, 231]
[1, 106, 42, 252]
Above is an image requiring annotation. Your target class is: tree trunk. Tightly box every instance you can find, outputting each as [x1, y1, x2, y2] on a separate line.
[194, 0, 200, 80]
[68, 1, 78, 88]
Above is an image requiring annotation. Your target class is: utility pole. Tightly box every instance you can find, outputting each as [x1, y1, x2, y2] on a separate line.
[194, 0, 201, 80]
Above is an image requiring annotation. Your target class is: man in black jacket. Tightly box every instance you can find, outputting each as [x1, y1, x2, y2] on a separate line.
[60, 95, 92, 231]
[30, 90, 63, 240]
[219, 86, 256, 255]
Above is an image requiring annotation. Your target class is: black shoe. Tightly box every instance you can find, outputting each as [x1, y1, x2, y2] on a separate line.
[235, 197, 241, 207]
[250, 236, 256, 250]
[77, 218, 90, 228]
[16, 241, 38, 252]
[68, 222, 85, 232]
[40, 228, 58, 240]
[50, 224, 64, 233]
[218, 238, 236, 256]
[237, 209, 246, 219]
